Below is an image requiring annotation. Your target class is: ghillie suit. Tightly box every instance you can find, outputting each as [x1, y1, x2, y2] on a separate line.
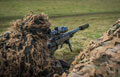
[62, 19, 120, 77]
[0, 13, 64, 77]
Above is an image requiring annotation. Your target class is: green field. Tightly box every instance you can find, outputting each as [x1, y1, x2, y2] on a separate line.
[0, 0, 120, 63]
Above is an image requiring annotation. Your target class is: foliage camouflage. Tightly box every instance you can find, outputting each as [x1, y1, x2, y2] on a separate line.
[0, 13, 64, 77]
[62, 19, 120, 77]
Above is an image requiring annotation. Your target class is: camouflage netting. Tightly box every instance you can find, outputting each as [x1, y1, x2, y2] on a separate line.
[0, 13, 64, 77]
[62, 19, 120, 77]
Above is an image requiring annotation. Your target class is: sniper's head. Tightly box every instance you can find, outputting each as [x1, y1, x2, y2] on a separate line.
[11, 13, 51, 36]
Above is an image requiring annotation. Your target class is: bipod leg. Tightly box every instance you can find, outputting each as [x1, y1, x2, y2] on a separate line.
[65, 40, 72, 52]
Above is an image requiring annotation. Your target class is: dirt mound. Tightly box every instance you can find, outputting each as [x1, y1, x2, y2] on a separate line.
[62, 19, 120, 77]
[0, 13, 64, 77]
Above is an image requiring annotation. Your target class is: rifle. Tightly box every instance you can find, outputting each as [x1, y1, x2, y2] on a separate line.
[48, 24, 89, 54]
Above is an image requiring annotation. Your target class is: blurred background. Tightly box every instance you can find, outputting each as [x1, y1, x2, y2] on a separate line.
[0, 0, 120, 64]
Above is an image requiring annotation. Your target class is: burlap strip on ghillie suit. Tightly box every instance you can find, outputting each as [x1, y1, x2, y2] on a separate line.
[62, 19, 120, 77]
[0, 13, 64, 77]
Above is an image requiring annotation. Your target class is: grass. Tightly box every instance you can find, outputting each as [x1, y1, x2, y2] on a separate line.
[0, 0, 120, 32]
[0, 0, 120, 63]
[51, 13, 120, 63]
